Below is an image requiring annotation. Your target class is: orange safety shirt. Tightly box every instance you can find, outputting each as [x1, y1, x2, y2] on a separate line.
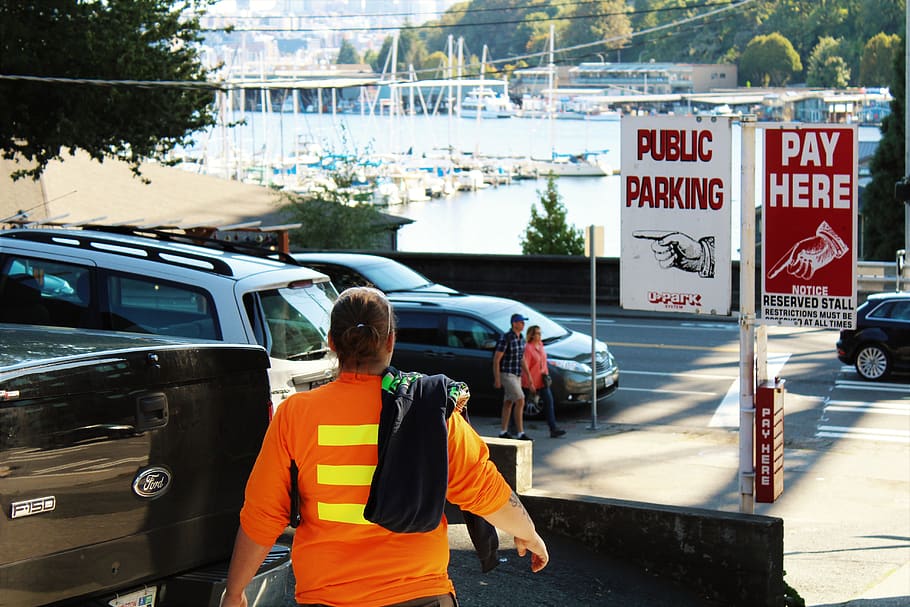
[239, 371, 513, 607]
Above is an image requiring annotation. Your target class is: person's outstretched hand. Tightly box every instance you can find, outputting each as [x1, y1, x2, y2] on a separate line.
[515, 531, 549, 572]
[768, 221, 848, 281]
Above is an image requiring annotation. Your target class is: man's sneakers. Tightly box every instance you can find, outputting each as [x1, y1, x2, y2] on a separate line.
[550, 428, 567, 438]
[500, 430, 534, 441]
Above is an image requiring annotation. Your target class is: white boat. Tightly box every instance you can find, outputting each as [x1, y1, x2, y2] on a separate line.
[519, 151, 612, 178]
[460, 89, 515, 119]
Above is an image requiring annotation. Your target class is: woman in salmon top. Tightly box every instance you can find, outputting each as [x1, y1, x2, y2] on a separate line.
[522, 325, 566, 438]
[221, 286, 548, 607]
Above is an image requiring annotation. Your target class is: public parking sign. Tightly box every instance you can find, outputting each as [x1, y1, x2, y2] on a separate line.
[762, 125, 857, 329]
[620, 115, 733, 315]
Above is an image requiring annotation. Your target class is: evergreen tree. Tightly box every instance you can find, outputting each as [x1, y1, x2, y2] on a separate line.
[521, 175, 584, 255]
[862, 37, 906, 261]
[336, 39, 361, 65]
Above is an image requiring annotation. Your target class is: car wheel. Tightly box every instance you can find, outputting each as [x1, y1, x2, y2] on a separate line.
[855, 344, 891, 380]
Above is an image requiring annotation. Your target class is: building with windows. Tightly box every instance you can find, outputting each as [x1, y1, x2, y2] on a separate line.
[511, 62, 737, 97]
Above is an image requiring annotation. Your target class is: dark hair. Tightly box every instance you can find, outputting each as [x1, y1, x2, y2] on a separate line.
[329, 287, 395, 369]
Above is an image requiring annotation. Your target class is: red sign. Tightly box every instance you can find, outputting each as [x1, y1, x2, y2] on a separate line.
[762, 125, 857, 329]
[755, 380, 784, 503]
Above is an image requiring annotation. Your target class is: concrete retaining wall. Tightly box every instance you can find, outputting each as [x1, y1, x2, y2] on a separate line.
[483, 439, 786, 607]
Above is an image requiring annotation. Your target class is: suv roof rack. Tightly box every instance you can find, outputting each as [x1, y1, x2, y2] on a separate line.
[1, 229, 238, 277]
[1, 216, 302, 264]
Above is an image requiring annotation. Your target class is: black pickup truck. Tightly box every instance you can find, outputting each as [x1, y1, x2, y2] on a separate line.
[0, 324, 290, 607]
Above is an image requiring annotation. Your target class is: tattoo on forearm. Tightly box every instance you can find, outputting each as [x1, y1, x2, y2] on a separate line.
[509, 491, 533, 525]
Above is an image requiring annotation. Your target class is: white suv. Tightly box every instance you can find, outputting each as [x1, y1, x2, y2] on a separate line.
[0, 226, 338, 410]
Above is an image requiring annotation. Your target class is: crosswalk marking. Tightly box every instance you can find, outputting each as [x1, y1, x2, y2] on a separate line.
[816, 425, 910, 445]
[709, 353, 791, 428]
[825, 400, 910, 416]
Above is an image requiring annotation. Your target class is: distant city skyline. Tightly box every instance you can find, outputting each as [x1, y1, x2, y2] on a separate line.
[211, 0, 460, 21]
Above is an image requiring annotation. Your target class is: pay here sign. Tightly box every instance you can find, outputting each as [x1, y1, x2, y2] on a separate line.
[762, 125, 857, 329]
[621, 115, 733, 314]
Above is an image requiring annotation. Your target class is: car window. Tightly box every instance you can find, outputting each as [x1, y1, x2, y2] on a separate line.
[106, 273, 220, 340]
[254, 282, 334, 360]
[887, 301, 910, 321]
[487, 305, 570, 342]
[396, 310, 441, 345]
[359, 260, 434, 293]
[446, 314, 498, 350]
[0, 255, 88, 327]
[310, 263, 373, 293]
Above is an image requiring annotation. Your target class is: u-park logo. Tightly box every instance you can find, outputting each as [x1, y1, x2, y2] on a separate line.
[648, 291, 702, 307]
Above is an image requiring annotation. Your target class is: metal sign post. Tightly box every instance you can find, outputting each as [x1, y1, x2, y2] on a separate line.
[739, 119, 757, 514]
[586, 224, 602, 430]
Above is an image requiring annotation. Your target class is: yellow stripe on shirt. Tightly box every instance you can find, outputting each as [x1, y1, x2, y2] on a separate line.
[317, 464, 375, 486]
[317, 502, 372, 525]
[318, 424, 379, 446]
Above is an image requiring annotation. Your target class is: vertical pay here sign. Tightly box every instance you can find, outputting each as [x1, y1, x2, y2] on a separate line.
[762, 125, 857, 329]
[621, 115, 733, 314]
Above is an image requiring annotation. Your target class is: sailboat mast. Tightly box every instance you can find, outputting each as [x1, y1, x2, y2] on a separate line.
[548, 25, 555, 160]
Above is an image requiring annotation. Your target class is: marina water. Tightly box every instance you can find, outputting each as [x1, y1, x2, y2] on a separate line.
[189, 111, 881, 258]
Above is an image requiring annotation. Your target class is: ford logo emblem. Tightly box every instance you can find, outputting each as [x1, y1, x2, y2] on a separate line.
[132, 466, 172, 500]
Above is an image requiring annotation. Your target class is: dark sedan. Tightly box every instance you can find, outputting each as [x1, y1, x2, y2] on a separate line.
[837, 291, 910, 380]
[292, 252, 458, 295]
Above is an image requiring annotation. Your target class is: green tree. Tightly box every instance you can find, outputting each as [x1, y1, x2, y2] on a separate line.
[860, 32, 901, 87]
[806, 37, 850, 88]
[558, 0, 631, 54]
[0, 0, 218, 181]
[862, 37, 905, 261]
[738, 33, 802, 87]
[336, 39, 361, 65]
[280, 165, 387, 250]
[521, 175, 584, 255]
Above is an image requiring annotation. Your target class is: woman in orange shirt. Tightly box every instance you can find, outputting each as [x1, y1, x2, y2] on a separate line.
[522, 325, 566, 438]
[221, 287, 548, 607]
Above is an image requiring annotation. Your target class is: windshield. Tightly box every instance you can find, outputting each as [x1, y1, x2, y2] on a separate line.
[487, 303, 570, 342]
[261, 281, 336, 360]
[360, 259, 434, 292]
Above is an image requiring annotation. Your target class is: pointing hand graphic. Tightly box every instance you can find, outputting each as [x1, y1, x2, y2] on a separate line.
[633, 230, 715, 278]
[767, 221, 848, 281]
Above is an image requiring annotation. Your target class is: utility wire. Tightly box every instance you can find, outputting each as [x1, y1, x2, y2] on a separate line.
[205, 0, 731, 33]
[0, 0, 758, 90]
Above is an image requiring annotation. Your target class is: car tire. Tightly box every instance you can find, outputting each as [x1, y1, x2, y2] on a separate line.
[854, 343, 891, 380]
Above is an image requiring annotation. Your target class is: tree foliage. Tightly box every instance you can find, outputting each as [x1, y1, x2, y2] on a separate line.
[860, 33, 901, 87]
[862, 37, 905, 261]
[521, 175, 584, 255]
[739, 33, 802, 87]
[806, 37, 850, 88]
[0, 0, 218, 181]
[280, 163, 387, 250]
[336, 39, 361, 65]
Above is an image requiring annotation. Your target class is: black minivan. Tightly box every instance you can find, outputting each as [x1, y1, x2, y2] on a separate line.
[388, 293, 620, 416]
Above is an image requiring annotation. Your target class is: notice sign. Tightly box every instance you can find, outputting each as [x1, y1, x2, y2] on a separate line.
[621, 115, 733, 314]
[762, 125, 857, 328]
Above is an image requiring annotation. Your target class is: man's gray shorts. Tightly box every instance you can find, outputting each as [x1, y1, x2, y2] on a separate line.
[501, 373, 523, 402]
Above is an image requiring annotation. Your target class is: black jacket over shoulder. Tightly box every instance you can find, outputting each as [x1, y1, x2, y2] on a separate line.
[364, 367, 501, 572]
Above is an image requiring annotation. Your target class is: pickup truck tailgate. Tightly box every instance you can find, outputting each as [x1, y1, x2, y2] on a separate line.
[0, 325, 272, 607]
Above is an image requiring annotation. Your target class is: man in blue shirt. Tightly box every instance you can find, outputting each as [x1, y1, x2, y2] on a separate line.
[492, 313, 533, 440]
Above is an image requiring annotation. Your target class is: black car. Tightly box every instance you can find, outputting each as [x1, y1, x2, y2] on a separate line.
[836, 291, 910, 380]
[292, 252, 459, 295]
[388, 293, 620, 416]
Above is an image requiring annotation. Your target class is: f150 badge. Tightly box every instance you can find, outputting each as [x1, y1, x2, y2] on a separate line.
[132, 466, 172, 499]
[10, 496, 56, 519]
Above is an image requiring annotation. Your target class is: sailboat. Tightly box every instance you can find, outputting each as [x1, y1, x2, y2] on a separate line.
[460, 89, 515, 119]
[523, 26, 613, 177]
